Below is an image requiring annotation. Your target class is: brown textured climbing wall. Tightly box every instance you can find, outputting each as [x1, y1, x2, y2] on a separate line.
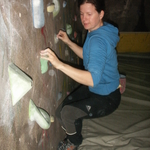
[0, 0, 81, 149]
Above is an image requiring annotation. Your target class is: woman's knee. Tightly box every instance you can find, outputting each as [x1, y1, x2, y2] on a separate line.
[61, 105, 73, 121]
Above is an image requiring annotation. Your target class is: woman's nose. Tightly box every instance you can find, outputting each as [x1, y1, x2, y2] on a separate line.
[82, 15, 87, 21]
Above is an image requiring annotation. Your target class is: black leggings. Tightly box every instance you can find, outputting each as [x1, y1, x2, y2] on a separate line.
[56, 85, 121, 145]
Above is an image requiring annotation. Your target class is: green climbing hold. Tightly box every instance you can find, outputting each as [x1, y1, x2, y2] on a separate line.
[29, 99, 52, 130]
[40, 58, 48, 74]
[8, 63, 32, 106]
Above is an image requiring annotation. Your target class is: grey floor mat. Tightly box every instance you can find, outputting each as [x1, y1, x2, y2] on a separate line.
[79, 54, 150, 150]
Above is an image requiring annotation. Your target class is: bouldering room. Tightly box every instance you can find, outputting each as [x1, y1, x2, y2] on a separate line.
[0, 0, 150, 150]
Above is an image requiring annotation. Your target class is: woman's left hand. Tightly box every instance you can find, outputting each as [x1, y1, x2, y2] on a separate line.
[40, 48, 62, 69]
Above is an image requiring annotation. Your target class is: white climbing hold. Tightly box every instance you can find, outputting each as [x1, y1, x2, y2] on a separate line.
[63, 1, 67, 8]
[66, 24, 72, 35]
[29, 99, 54, 130]
[48, 69, 55, 76]
[32, 0, 45, 28]
[8, 63, 32, 106]
[65, 48, 69, 57]
[54, 34, 59, 44]
[53, 0, 60, 18]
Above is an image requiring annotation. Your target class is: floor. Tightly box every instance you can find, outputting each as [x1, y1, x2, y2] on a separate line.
[79, 53, 150, 150]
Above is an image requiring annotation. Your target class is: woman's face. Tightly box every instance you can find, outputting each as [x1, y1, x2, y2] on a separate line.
[80, 3, 104, 32]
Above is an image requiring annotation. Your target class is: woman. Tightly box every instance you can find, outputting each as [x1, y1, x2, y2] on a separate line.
[40, 0, 121, 149]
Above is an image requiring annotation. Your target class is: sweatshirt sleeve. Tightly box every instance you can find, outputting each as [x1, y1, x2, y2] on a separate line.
[87, 37, 107, 87]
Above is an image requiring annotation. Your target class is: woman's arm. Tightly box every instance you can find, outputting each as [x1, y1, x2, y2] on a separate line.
[40, 48, 93, 87]
[59, 62, 93, 87]
[57, 30, 83, 59]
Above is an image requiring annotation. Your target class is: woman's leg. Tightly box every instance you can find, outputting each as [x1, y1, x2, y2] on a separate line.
[56, 86, 121, 146]
[55, 85, 90, 131]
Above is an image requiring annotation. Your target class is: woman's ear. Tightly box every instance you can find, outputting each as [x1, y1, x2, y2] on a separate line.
[100, 10, 104, 20]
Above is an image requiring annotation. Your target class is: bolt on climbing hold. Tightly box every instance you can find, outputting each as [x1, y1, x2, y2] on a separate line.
[8, 63, 32, 106]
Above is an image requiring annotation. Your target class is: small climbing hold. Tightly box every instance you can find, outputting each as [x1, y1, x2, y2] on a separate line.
[65, 48, 69, 57]
[47, 3, 55, 13]
[50, 116, 54, 123]
[40, 58, 48, 74]
[48, 69, 55, 76]
[54, 34, 59, 44]
[63, 1, 67, 8]
[74, 31, 77, 39]
[66, 24, 72, 35]
[57, 92, 62, 101]
[74, 15, 77, 21]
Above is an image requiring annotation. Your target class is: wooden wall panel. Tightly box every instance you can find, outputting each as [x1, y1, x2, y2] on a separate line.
[117, 32, 150, 53]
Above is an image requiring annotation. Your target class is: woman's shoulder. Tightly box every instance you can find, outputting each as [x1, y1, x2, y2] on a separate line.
[88, 33, 107, 46]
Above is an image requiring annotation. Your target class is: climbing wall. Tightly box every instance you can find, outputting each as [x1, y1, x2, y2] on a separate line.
[0, 0, 82, 149]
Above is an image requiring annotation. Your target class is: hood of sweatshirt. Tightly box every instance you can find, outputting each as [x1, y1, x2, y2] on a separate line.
[88, 22, 120, 48]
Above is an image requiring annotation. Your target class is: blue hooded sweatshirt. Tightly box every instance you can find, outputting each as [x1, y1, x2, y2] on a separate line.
[83, 22, 120, 95]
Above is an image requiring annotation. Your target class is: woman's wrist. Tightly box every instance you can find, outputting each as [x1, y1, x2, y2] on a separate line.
[57, 61, 64, 70]
[67, 39, 72, 47]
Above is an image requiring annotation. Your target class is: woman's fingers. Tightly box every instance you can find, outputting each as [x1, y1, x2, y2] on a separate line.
[40, 48, 51, 54]
[57, 30, 67, 40]
[40, 48, 62, 69]
[40, 48, 58, 63]
[40, 53, 49, 60]
[57, 33, 64, 40]
[40, 48, 54, 56]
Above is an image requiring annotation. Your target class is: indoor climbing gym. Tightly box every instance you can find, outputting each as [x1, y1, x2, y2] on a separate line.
[0, 0, 150, 150]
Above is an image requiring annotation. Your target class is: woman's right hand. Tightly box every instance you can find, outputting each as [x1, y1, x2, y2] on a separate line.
[57, 30, 70, 44]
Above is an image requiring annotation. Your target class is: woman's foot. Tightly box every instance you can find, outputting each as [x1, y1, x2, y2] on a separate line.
[57, 138, 78, 150]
